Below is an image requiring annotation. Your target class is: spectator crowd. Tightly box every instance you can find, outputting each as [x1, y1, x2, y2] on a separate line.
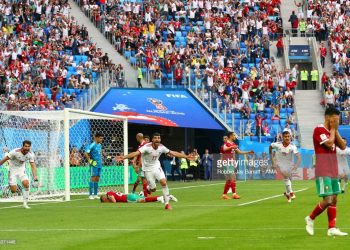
[0, 0, 124, 111]
[78, 0, 301, 141]
[296, 0, 350, 122]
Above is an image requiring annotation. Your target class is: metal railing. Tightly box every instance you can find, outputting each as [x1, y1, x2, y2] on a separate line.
[283, 28, 315, 38]
[73, 71, 122, 111]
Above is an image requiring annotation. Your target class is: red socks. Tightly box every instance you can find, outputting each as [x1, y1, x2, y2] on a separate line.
[143, 183, 149, 197]
[132, 181, 139, 193]
[327, 205, 337, 229]
[310, 202, 325, 220]
[145, 196, 158, 202]
[223, 180, 231, 194]
[231, 181, 236, 194]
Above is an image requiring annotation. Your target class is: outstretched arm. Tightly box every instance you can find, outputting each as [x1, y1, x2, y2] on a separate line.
[168, 150, 193, 160]
[235, 148, 254, 155]
[116, 151, 141, 162]
[0, 156, 10, 167]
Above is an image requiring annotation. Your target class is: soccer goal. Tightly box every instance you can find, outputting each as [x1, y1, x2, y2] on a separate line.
[0, 108, 131, 202]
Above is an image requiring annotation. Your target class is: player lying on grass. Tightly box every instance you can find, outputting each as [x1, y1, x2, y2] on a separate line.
[100, 191, 178, 203]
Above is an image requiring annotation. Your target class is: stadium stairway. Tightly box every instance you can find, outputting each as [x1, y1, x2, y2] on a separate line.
[280, 0, 299, 31]
[69, 0, 144, 88]
[294, 90, 324, 149]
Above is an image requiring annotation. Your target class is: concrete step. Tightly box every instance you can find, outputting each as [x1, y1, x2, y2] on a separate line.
[294, 90, 324, 149]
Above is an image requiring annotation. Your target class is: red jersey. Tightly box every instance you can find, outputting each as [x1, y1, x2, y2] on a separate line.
[222, 141, 238, 161]
[106, 191, 127, 202]
[136, 141, 147, 165]
[313, 124, 338, 178]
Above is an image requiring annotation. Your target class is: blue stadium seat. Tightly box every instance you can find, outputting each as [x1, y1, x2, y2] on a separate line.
[251, 136, 258, 142]
[124, 51, 131, 59]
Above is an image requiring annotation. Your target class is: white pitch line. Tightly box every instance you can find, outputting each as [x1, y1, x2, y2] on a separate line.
[0, 198, 88, 210]
[237, 188, 309, 206]
[165, 181, 243, 191]
[0, 227, 321, 232]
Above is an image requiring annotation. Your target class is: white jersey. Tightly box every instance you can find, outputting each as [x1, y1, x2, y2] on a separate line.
[138, 143, 170, 171]
[336, 147, 350, 169]
[271, 142, 299, 169]
[7, 148, 35, 169]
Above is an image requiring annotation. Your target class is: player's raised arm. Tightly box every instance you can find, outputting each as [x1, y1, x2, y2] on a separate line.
[335, 131, 346, 150]
[168, 150, 193, 160]
[116, 151, 141, 162]
[234, 148, 254, 155]
[0, 155, 10, 167]
[269, 144, 276, 167]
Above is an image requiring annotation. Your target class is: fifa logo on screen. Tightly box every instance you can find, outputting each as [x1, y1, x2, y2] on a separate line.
[148, 98, 167, 111]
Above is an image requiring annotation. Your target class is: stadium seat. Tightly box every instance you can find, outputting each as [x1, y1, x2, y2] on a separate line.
[124, 51, 131, 59]
[251, 136, 258, 142]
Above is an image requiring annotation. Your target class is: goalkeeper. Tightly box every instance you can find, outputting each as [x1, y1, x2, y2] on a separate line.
[84, 132, 104, 199]
[100, 191, 178, 203]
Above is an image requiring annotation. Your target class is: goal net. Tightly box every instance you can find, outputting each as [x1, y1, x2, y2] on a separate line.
[0, 109, 132, 202]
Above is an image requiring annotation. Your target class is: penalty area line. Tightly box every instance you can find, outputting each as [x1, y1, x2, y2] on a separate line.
[237, 188, 309, 207]
[156, 181, 244, 192]
[0, 227, 335, 232]
[0, 198, 88, 210]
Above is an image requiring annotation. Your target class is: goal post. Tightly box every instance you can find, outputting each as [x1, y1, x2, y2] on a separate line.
[0, 109, 131, 202]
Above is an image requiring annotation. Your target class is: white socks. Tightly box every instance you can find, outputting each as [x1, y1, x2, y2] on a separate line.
[284, 179, 292, 194]
[23, 188, 29, 203]
[162, 185, 170, 204]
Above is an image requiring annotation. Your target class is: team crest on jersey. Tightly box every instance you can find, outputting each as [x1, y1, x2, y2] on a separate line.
[148, 98, 167, 111]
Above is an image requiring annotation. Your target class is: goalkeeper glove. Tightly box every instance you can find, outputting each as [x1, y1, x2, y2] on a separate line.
[89, 159, 97, 167]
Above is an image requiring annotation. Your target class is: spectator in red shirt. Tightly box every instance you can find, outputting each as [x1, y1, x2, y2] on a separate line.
[276, 36, 283, 57]
[320, 42, 327, 68]
[255, 113, 268, 137]
[174, 63, 183, 86]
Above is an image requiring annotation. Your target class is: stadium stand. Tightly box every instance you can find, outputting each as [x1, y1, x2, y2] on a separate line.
[0, 0, 124, 111]
[75, 0, 300, 143]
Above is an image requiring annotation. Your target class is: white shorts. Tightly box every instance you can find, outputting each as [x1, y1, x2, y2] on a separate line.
[278, 165, 293, 175]
[143, 167, 166, 189]
[8, 168, 29, 186]
[338, 165, 350, 177]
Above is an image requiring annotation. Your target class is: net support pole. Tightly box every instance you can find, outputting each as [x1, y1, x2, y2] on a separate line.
[64, 109, 71, 201]
[123, 119, 129, 194]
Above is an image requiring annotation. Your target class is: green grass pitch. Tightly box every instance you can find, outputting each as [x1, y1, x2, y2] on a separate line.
[1, 180, 349, 250]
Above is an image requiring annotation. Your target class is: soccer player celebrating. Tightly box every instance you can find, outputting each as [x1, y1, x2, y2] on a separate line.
[305, 107, 348, 236]
[100, 190, 177, 203]
[84, 132, 104, 199]
[336, 138, 350, 193]
[116, 132, 194, 210]
[269, 130, 301, 202]
[222, 132, 254, 199]
[0, 140, 38, 209]
[131, 133, 150, 196]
